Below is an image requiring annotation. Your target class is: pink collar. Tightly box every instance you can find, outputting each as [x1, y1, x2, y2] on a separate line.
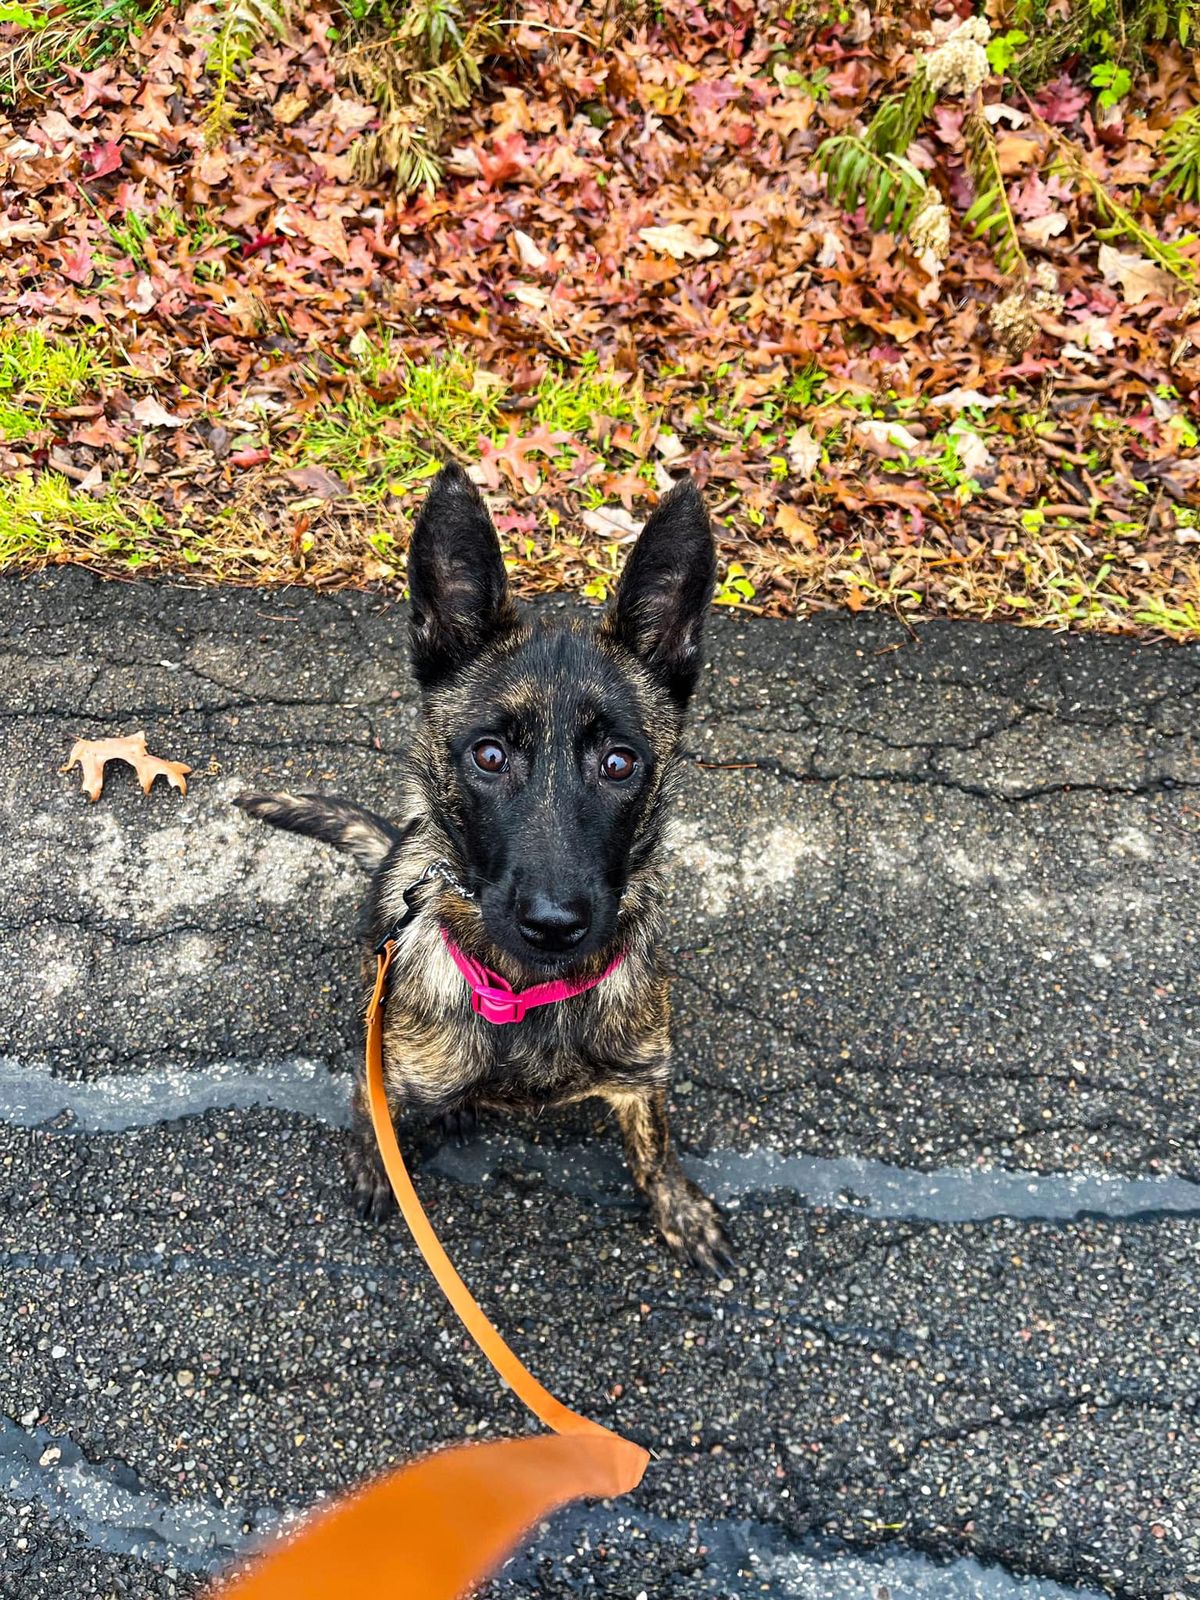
[440, 927, 624, 1025]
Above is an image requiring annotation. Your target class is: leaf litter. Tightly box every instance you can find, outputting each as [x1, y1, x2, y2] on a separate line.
[0, 0, 1197, 636]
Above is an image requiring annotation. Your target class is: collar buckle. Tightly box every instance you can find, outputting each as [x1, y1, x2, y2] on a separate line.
[471, 986, 527, 1026]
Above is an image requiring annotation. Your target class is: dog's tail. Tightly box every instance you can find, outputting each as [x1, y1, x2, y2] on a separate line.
[234, 790, 404, 874]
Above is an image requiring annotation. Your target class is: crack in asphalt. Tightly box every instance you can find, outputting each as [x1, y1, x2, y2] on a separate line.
[690, 752, 1200, 804]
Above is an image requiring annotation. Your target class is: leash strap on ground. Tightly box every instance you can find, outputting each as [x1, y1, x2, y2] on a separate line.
[215, 941, 649, 1600]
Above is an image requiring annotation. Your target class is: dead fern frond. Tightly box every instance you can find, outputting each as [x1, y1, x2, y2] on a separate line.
[338, 3, 494, 191]
[963, 103, 1028, 279]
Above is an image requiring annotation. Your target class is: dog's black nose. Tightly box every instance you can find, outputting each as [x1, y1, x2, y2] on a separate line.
[516, 893, 590, 952]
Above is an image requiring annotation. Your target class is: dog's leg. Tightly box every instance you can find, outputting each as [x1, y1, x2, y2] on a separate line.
[347, 1077, 397, 1224]
[602, 1087, 734, 1274]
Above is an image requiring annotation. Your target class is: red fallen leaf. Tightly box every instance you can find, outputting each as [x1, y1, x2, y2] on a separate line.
[930, 106, 965, 143]
[82, 139, 123, 177]
[477, 132, 528, 189]
[229, 448, 271, 469]
[1034, 75, 1089, 126]
[240, 233, 285, 258]
[691, 77, 743, 110]
[1124, 413, 1159, 439]
[493, 509, 538, 535]
[59, 242, 94, 285]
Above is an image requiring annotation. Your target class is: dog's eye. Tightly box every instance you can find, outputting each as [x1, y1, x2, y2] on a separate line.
[471, 739, 508, 775]
[601, 748, 637, 782]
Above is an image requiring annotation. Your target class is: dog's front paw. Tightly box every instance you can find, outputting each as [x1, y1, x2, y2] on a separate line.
[437, 1102, 478, 1149]
[347, 1133, 395, 1225]
[650, 1172, 735, 1275]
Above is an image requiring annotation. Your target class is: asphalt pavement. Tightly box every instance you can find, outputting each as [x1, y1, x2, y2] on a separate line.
[1, 570, 1198, 1599]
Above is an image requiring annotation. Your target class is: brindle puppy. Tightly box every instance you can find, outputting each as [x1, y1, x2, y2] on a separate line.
[236, 462, 731, 1270]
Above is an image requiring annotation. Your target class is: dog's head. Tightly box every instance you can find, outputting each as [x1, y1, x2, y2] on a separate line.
[407, 462, 715, 973]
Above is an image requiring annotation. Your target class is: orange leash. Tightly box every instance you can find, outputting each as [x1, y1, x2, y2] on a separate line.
[215, 941, 649, 1600]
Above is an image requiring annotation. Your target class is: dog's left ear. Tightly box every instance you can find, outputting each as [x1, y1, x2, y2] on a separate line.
[601, 477, 716, 707]
[407, 463, 517, 687]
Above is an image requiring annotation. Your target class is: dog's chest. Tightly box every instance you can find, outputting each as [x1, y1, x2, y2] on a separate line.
[384, 994, 643, 1112]
[471, 1008, 610, 1104]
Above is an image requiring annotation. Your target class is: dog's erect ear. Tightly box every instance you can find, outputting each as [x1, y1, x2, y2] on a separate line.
[602, 477, 716, 707]
[407, 463, 516, 687]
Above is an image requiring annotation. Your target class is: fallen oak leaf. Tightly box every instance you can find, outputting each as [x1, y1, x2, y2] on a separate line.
[0, 219, 50, 246]
[62, 732, 191, 803]
[66, 64, 122, 113]
[472, 426, 571, 494]
[131, 395, 186, 428]
[476, 131, 528, 188]
[787, 426, 821, 479]
[1097, 243, 1180, 306]
[58, 241, 94, 285]
[927, 388, 1006, 410]
[638, 224, 720, 260]
[580, 505, 643, 539]
[775, 503, 819, 548]
[272, 91, 311, 126]
[1034, 75, 1089, 126]
[125, 274, 157, 314]
[284, 465, 348, 500]
[512, 229, 549, 270]
[1020, 212, 1067, 246]
[855, 419, 922, 457]
[288, 211, 350, 265]
[994, 133, 1043, 174]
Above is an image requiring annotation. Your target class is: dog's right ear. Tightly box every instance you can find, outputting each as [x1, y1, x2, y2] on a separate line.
[406, 463, 516, 688]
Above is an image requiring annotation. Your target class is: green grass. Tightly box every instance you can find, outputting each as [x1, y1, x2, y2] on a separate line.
[0, 400, 35, 441]
[100, 203, 237, 277]
[296, 344, 660, 496]
[1133, 597, 1200, 633]
[0, 0, 165, 99]
[0, 472, 166, 566]
[298, 348, 505, 497]
[0, 328, 108, 405]
[0, 328, 111, 439]
[533, 361, 641, 432]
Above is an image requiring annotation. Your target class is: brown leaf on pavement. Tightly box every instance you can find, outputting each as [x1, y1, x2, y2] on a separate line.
[61, 732, 192, 802]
